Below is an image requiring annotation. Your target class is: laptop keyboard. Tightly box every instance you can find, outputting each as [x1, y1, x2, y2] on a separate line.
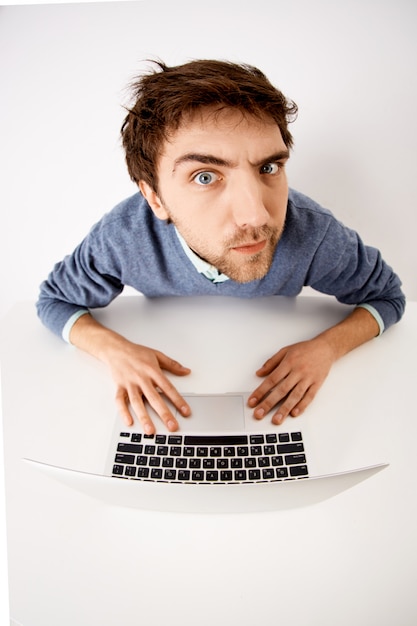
[111, 431, 309, 483]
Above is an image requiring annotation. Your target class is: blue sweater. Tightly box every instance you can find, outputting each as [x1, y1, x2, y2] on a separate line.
[36, 188, 405, 338]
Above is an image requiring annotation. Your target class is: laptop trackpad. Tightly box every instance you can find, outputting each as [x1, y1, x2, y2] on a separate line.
[176, 394, 246, 432]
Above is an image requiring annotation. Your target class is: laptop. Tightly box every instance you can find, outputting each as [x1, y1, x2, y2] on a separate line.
[25, 391, 387, 514]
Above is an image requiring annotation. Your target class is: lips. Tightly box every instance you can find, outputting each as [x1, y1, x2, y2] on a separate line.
[231, 240, 267, 254]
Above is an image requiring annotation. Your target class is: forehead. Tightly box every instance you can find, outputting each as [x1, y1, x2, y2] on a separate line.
[160, 107, 286, 162]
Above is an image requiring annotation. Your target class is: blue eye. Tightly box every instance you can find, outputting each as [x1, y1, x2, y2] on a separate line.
[194, 171, 218, 185]
[260, 162, 280, 175]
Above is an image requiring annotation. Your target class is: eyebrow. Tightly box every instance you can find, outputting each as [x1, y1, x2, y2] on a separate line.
[172, 150, 290, 172]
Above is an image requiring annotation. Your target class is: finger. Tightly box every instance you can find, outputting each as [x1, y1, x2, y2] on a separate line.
[255, 349, 286, 376]
[248, 368, 291, 411]
[283, 384, 319, 421]
[271, 383, 316, 425]
[140, 384, 181, 432]
[156, 351, 191, 376]
[252, 373, 303, 420]
[150, 371, 191, 419]
[126, 388, 157, 435]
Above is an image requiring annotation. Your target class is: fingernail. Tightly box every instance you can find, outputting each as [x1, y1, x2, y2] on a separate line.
[144, 424, 154, 434]
[255, 408, 265, 418]
[180, 405, 190, 416]
[272, 413, 283, 425]
[167, 419, 177, 431]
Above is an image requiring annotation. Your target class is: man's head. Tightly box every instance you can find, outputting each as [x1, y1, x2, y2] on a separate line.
[121, 60, 297, 283]
[121, 59, 297, 192]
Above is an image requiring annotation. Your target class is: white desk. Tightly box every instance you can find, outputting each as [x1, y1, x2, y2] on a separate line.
[1, 295, 417, 626]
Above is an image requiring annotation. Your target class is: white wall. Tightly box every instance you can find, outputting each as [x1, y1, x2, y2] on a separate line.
[0, 0, 416, 324]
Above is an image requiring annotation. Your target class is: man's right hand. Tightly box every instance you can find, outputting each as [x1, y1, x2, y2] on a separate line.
[69, 313, 191, 433]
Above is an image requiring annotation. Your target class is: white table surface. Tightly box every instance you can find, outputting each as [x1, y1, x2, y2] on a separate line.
[1, 295, 417, 626]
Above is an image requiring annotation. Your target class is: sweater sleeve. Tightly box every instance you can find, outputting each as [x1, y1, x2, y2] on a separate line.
[36, 223, 125, 339]
[305, 216, 406, 331]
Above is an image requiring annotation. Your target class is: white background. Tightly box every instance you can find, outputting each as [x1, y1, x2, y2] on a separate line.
[0, 0, 416, 622]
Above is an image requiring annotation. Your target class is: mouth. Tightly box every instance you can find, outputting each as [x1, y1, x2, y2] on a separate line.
[231, 240, 267, 255]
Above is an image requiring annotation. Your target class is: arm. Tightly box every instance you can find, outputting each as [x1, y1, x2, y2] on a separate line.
[248, 306, 379, 424]
[69, 313, 191, 433]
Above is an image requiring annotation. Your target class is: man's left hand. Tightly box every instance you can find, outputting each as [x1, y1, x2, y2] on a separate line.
[247, 337, 336, 424]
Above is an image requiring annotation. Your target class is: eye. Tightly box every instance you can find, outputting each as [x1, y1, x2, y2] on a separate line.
[193, 171, 219, 186]
[260, 162, 280, 175]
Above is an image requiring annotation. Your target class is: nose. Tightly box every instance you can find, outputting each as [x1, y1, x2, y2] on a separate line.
[229, 172, 269, 228]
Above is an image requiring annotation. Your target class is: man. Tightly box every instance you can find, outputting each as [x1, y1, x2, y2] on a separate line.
[37, 59, 405, 434]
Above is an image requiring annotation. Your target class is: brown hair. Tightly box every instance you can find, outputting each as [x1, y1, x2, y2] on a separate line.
[121, 59, 298, 191]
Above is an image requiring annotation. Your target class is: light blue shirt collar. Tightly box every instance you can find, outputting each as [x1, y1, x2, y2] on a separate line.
[174, 227, 230, 283]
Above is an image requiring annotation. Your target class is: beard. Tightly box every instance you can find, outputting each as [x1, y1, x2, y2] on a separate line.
[204, 224, 281, 282]
[173, 219, 282, 283]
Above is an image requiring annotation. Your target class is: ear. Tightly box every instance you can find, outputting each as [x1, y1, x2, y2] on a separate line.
[138, 180, 169, 220]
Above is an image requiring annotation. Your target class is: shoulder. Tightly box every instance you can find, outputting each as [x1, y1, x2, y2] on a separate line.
[100, 192, 154, 227]
[287, 188, 334, 221]
[88, 192, 163, 243]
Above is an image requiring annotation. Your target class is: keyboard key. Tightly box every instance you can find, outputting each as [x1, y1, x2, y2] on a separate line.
[223, 447, 236, 457]
[203, 459, 215, 469]
[250, 446, 262, 456]
[290, 465, 308, 477]
[192, 470, 204, 481]
[276, 467, 289, 478]
[164, 469, 177, 480]
[244, 457, 256, 468]
[279, 433, 290, 443]
[272, 456, 284, 466]
[206, 471, 219, 481]
[157, 446, 169, 455]
[266, 433, 277, 443]
[155, 434, 167, 444]
[197, 447, 208, 457]
[115, 453, 135, 465]
[184, 447, 195, 457]
[258, 457, 270, 468]
[113, 464, 124, 475]
[249, 469, 261, 480]
[262, 468, 274, 480]
[189, 458, 201, 469]
[231, 458, 243, 468]
[291, 432, 303, 441]
[131, 433, 141, 442]
[178, 470, 190, 481]
[285, 454, 306, 465]
[125, 466, 136, 477]
[137, 467, 150, 478]
[170, 446, 182, 456]
[117, 443, 143, 454]
[234, 470, 247, 481]
[149, 457, 161, 467]
[176, 458, 188, 468]
[150, 468, 163, 479]
[162, 457, 174, 467]
[210, 447, 222, 457]
[220, 471, 233, 482]
[168, 435, 182, 445]
[217, 458, 229, 469]
[263, 445, 275, 455]
[237, 446, 249, 456]
[120, 432, 131, 438]
[144, 445, 156, 455]
[136, 456, 147, 466]
[144, 434, 155, 439]
[250, 435, 264, 444]
[277, 443, 304, 454]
